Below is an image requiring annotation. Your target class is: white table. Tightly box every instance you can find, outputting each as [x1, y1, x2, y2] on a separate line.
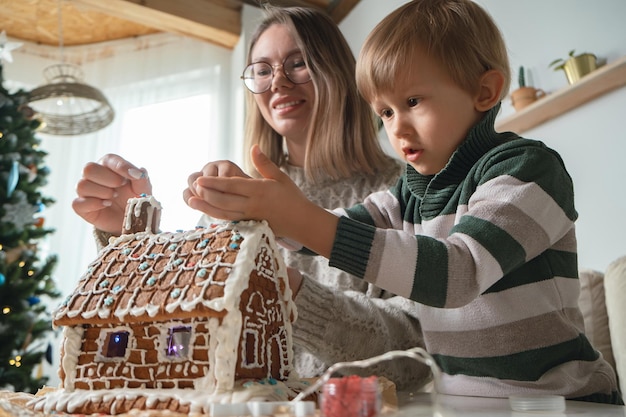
[392, 392, 626, 417]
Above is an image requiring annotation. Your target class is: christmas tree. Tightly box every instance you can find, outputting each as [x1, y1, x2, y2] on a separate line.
[0, 56, 61, 393]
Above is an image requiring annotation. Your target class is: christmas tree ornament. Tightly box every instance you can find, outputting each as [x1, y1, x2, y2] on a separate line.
[18, 104, 35, 120]
[28, 164, 37, 182]
[45, 343, 53, 365]
[7, 159, 19, 197]
[1, 190, 38, 228]
[22, 331, 32, 351]
[0, 31, 22, 64]
[0, 272, 5, 286]
[27, 296, 41, 306]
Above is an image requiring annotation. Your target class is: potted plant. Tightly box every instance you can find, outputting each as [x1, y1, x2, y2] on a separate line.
[549, 50, 598, 84]
[510, 66, 545, 111]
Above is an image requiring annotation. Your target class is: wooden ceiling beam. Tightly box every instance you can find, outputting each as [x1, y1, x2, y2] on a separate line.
[68, 0, 241, 49]
[240, 0, 328, 9]
[239, 0, 357, 23]
[327, 0, 360, 23]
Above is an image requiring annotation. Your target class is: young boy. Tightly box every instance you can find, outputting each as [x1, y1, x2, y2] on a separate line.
[185, 0, 622, 404]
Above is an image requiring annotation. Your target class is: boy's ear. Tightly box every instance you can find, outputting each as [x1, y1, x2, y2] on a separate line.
[474, 69, 505, 111]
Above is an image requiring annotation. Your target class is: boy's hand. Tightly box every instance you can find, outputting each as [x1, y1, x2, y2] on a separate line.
[187, 146, 305, 232]
[72, 154, 152, 234]
[187, 145, 338, 258]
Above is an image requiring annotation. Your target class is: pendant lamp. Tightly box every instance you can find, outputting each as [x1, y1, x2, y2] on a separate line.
[27, 0, 114, 136]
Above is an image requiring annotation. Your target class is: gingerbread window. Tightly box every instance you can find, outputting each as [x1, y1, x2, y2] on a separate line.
[103, 331, 129, 358]
[166, 326, 192, 358]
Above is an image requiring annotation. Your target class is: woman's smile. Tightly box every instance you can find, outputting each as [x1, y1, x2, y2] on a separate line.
[273, 98, 305, 113]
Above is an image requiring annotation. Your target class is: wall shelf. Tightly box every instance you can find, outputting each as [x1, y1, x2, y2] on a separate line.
[496, 55, 626, 134]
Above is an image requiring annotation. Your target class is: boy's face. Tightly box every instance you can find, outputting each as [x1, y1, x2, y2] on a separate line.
[370, 48, 484, 176]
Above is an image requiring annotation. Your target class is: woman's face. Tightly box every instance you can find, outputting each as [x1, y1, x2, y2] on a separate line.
[249, 24, 316, 145]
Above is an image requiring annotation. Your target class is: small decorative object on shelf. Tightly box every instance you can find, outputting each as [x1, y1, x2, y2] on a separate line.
[549, 49, 599, 84]
[496, 55, 626, 134]
[510, 66, 545, 111]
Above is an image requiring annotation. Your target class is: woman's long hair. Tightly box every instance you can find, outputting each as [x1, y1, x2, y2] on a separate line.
[243, 6, 395, 182]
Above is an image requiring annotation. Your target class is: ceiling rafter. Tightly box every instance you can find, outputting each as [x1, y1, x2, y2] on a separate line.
[0, 0, 362, 50]
[69, 0, 240, 49]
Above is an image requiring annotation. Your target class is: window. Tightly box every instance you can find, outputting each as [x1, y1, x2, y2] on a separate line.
[119, 95, 216, 232]
[103, 331, 130, 358]
[166, 326, 192, 358]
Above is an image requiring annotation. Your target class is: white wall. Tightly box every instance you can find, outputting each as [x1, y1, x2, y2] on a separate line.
[339, 0, 626, 271]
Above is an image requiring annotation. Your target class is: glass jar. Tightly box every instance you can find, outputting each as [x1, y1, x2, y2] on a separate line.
[319, 375, 381, 417]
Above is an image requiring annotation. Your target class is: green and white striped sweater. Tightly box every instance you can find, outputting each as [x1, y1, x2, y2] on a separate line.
[328, 106, 619, 400]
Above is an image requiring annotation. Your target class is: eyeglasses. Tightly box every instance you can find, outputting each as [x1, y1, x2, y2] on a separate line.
[241, 53, 311, 94]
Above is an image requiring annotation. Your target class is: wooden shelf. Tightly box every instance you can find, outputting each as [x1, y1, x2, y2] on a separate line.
[496, 55, 626, 134]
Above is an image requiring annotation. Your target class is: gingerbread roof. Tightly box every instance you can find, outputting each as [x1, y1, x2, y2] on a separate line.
[55, 220, 294, 326]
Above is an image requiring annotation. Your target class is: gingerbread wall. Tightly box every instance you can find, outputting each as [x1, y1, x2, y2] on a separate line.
[67, 268, 291, 391]
[72, 318, 213, 390]
[236, 269, 292, 380]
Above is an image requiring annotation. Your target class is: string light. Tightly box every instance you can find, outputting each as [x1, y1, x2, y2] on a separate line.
[18, 261, 25, 267]
[9, 355, 22, 367]
[2, 307, 10, 314]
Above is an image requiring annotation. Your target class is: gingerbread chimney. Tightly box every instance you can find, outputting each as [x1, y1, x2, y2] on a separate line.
[122, 194, 162, 235]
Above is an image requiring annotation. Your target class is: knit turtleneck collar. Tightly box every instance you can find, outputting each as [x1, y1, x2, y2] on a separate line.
[406, 103, 515, 197]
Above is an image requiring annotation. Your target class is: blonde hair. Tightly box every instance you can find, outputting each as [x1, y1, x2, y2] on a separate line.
[243, 6, 395, 182]
[356, 0, 511, 103]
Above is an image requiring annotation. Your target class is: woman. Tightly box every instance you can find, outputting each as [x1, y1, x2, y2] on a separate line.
[73, 6, 430, 391]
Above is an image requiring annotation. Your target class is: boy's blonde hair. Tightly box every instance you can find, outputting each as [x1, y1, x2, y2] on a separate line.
[244, 6, 395, 182]
[356, 0, 511, 103]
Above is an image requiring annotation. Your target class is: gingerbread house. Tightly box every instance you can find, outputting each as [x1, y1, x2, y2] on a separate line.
[31, 196, 298, 415]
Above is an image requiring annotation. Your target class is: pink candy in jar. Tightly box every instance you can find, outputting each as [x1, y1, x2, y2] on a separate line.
[320, 375, 381, 417]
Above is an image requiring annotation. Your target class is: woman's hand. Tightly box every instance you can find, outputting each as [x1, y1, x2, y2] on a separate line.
[183, 160, 250, 208]
[72, 154, 152, 234]
[183, 160, 249, 204]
